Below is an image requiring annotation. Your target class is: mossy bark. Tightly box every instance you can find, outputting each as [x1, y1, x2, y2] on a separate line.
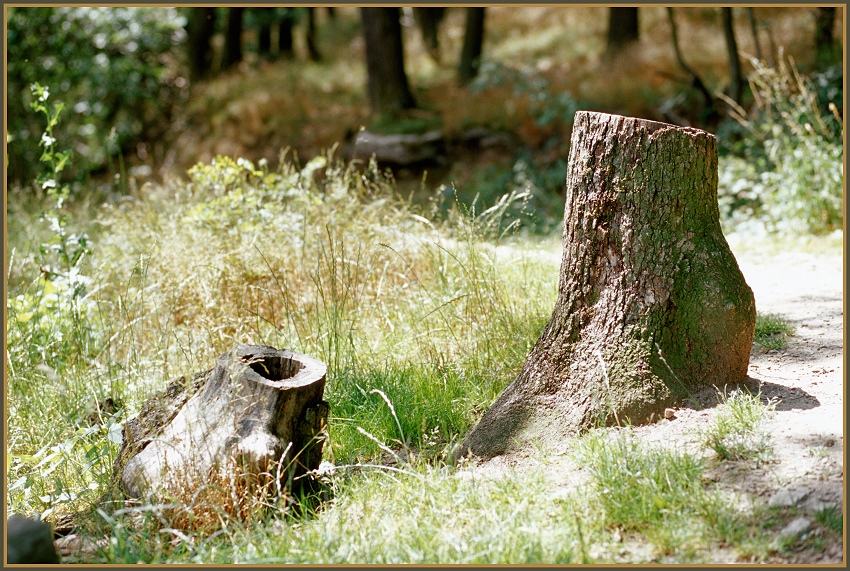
[458, 111, 755, 459]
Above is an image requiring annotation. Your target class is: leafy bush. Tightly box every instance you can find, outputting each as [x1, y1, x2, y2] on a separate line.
[718, 56, 843, 235]
[470, 60, 580, 132]
[6, 7, 187, 186]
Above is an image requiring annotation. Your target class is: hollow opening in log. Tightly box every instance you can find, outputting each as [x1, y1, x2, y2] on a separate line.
[248, 356, 304, 381]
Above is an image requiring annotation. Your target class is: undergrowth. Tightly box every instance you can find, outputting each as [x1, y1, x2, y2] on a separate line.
[718, 55, 843, 236]
[6, 149, 557, 531]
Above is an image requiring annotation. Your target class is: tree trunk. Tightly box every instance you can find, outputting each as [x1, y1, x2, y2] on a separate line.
[222, 7, 244, 70]
[361, 7, 417, 115]
[458, 7, 486, 85]
[414, 7, 446, 61]
[306, 7, 321, 62]
[258, 23, 272, 57]
[721, 7, 744, 105]
[186, 7, 216, 81]
[606, 7, 639, 55]
[815, 7, 838, 65]
[279, 13, 294, 59]
[114, 344, 329, 500]
[457, 111, 755, 460]
[746, 7, 764, 62]
[667, 7, 717, 121]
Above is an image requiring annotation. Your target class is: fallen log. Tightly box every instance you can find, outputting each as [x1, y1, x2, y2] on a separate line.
[351, 129, 446, 166]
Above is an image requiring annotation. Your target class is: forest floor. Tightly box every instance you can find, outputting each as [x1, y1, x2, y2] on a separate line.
[471, 236, 845, 564]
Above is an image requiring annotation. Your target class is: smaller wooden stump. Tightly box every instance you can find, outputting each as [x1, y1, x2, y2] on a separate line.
[115, 344, 328, 500]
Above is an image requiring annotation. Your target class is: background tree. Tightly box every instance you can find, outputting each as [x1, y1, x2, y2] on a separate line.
[222, 7, 244, 70]
[667, 7, 717, 121]
[186, 7, 216, 81]
[306, 7, 321, 62]
[255, 9, 273, 58]
[605, 7, 639, 55]
[746, 7, 765, 62]
[815, 7, 838, 65]
[414, 7, 447, 61]
[458, 8, 486, 84]
[457, 111, 756, 460]
[5, 7, 185, 185]
[360, 7, 416, 115]
[279, 9, 296, 58]
[721, 7, 744, 105]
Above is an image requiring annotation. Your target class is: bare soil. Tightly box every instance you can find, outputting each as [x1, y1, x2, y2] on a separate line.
[474, 236, 844, 564]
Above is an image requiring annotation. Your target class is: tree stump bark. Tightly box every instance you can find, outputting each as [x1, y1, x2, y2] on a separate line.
[458, 111, 756, 459]
[114, 344, 328, 500]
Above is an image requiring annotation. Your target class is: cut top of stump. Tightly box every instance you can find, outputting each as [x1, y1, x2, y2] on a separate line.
[235, 344, 327, 389]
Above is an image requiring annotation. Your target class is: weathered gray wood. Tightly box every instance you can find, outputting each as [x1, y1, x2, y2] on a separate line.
[115, 344, 328, 500]
[457, 111, 755, 460]
[351, 129, 446, 166]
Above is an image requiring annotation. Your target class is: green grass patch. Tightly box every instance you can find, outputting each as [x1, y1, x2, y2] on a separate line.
[814, 506, 843, 534]
[754, 312, 795, 350]
[71, 429, 785, 564]
[702, 388, 775, 461]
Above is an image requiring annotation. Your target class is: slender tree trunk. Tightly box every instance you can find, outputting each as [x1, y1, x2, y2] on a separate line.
[222, 7, 244, 70]
[667, 7, 716, 118]
[721, 7, 744, 105]
[186, 7, 216, 81]
[306, 7, 321, 62]
[606, 7, 639, 55]
[456, 111, 756, 460]
[414, 7, 446, 61]
[361, 7, 417, 114]
[458, 7, 486, 84]
[746, 7, 764, 62]
[815, 7, 838, 65]
[258, 22, 272, 57]
[279, 15, 294, 59]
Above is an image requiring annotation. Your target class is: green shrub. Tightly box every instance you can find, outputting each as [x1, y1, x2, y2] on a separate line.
[718, 56, 843, 235]
[6, 7, 187, 186]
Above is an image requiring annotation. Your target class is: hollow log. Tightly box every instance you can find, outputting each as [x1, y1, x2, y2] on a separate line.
[457, 111, 756, 459]
[114, 344, 328, 500]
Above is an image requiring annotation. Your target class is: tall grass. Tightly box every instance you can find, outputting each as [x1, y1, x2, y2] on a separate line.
[6, 150, 558, 525]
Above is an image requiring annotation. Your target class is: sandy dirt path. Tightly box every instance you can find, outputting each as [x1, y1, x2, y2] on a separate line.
[478, 237, 844, 563]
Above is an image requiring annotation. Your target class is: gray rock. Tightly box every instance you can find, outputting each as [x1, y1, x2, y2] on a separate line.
[6, 514, 60, 564]
[779, 516, 812, 538]
[768, 487, 811, 507]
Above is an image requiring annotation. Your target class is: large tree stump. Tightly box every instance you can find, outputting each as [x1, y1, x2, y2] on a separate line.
[114, 344, 328, 500]
[458, 111, 756, 459]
